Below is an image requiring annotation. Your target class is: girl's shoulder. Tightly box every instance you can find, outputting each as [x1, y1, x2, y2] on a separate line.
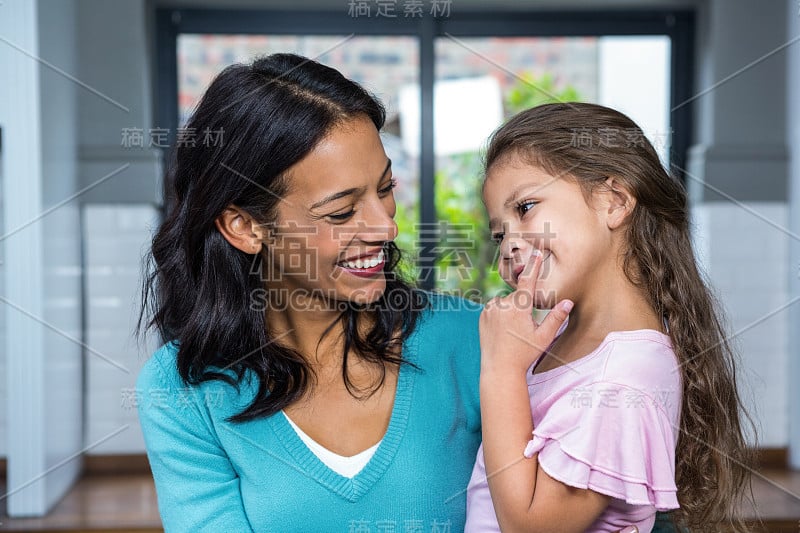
[600, 329, 677, 378]
[596, 329, 681, 410]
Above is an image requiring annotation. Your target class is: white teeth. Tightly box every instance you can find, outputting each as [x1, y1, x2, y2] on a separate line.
[341, 249, 385, 270]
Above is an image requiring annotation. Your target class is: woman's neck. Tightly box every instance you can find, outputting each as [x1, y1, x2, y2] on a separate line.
[265, 293, 348, 365]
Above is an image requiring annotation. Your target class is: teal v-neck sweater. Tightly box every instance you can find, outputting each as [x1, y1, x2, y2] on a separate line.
[137, 294, 483, 532]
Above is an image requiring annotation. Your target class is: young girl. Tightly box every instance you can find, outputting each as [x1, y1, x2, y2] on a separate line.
[465, 103, 751, 532]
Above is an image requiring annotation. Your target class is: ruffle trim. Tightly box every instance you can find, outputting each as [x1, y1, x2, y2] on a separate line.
[525, 435, 679, 511]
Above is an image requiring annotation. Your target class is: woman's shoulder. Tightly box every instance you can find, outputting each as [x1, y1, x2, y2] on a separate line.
[414, 291, 482, 340]
[137, 340, 255, 418]
[137, 341, 250, 397]
[410, 291, 483, 357]
[420, 290, 483, 322]
[137, 341, 182, 390]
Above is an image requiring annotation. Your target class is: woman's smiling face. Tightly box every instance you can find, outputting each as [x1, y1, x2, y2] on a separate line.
[263, 115, 398, 306]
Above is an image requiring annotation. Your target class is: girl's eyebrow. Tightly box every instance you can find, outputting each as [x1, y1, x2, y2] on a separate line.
[310, 159, 392, 210]
[487, 182, 543, 228]
[503, 182, 541, 208]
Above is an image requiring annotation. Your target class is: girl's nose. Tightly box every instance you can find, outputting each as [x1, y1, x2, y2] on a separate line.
[500, 234, 526, 260]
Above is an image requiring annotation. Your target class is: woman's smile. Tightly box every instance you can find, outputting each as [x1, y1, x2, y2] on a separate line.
[336, 248, 386, 277]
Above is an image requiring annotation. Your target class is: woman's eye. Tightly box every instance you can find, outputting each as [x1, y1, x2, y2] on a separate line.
[327, 210, 355, 222]
[378, 178, 397, 196]
[516, 200, 537, 216]
[491, 232, 504, 244]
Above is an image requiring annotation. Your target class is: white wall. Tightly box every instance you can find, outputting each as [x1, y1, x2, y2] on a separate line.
[692, 203, 790, 446]
[0, 94, 5, 459]
[75, 0, 162, 454]
[786, 0, 800, 468]
[1, 0, 84, 516]
[39, 0, 83, 507]
[84, 205, 158, 454]
[688, 0, 790, 447]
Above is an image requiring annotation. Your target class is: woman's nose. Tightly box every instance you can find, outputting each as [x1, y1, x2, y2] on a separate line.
[358, 200, 398, 243]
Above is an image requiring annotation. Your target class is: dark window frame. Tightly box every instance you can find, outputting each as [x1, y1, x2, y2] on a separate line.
[155, 8, 694, 288]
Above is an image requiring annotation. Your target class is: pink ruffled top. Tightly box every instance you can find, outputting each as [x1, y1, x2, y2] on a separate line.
[465, 329, 681, 533]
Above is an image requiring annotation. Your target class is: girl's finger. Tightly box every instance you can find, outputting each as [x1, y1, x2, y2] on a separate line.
[514, 250, 543, 309]
[535, 299, 573, 347]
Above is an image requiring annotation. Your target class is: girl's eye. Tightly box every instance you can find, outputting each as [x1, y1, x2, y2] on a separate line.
[327, 210, 355, 222]
[491, 232, 504, 244]
[378, 178, 397, 196]
[516, 200, 537, 216]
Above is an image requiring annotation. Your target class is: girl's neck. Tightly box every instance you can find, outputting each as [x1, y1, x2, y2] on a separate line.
[552, 269, 664, 357]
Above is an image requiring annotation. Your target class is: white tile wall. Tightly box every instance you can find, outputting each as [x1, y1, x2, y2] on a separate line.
[83, 204, 159, 454]
[43, 206, 84, 466]
[0, 170, 5, 458]
[692, 202, 790, 447]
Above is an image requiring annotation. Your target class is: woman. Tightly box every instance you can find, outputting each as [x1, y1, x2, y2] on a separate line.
[137, 53, 483, 531]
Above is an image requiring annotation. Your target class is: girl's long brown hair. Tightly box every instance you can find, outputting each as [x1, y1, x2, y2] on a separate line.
[485, 102, 754, 531]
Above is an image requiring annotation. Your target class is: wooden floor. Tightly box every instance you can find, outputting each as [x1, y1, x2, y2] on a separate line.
[0, 475, 161, 533]
[743, 468, 800, 532]
[0, 469, 799, 532]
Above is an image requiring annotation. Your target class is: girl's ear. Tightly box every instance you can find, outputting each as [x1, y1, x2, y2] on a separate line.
[215, 206, 266, 254]
[603, 177, 636, 230]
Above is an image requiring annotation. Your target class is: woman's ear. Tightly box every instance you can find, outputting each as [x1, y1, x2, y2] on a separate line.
[215, 206, 266, 254]
[603, 177, 636, 230]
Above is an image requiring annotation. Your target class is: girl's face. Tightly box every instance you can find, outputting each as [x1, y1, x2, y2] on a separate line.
[265, 115, 398, 306]
[482, 156, 615, 309]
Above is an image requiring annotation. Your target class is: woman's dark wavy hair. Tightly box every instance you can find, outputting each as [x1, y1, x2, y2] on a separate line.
[484, 103, 755, 532]
[140, 53, 428, 422]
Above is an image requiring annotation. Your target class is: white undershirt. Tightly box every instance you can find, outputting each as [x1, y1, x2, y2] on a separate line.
[283, 412, 381, 478]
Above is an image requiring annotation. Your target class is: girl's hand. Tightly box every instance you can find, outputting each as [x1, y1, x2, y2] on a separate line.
[479, 251, 573, 375]
[477, 252, 600, 532]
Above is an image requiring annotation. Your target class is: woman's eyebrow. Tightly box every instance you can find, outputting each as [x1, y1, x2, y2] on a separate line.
[310, 159, 392, 210]
[311, 187, 363, 209]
